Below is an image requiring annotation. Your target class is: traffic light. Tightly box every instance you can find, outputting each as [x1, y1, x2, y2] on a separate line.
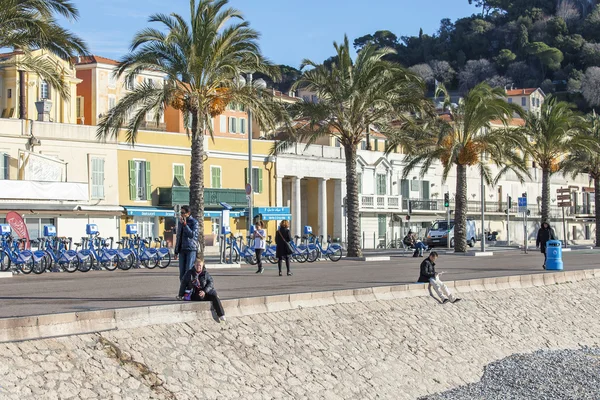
[508, 196, 512, 209]
[444, 193, 450, 208]
[408, 200, 413, 215]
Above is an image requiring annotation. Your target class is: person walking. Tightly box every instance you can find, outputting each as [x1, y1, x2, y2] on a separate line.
[174, 205, 199, 280]
[176, 256, 226, 322]
[536, 221, 556, 270]
[275, 220, 293, 276]
[417, 251, 460, 304]
[253, 221, 266, 274]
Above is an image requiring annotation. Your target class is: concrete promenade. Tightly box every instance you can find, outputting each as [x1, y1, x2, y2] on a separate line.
[0, 250, 598, 319]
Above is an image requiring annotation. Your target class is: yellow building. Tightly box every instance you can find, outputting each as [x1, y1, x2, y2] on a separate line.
[0, 50, 80, 123]
[116, 130, 278, 248]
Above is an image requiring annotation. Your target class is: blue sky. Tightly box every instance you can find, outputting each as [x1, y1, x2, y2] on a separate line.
[64, 0, 478, 67]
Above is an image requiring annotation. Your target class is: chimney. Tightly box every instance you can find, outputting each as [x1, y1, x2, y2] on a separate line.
[76, 56, 81, 64]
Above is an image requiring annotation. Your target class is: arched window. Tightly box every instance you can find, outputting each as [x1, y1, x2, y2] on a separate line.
[40, 80, 50, 100]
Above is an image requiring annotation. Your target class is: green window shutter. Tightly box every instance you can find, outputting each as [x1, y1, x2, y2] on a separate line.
[128, 160, 136, 200]
[216, 168, 221, 189]
[400, 179, 409, 199]
[145, 161, 151, 200]
[258, 168, 263, 193]
[422, 181, 430, 200]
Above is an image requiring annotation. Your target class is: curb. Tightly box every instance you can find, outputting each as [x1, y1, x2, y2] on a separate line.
[0, 272, 12, 279]
[0, 269, 598, 343]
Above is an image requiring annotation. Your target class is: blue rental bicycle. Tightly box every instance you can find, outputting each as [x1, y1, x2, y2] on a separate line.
[39, 225, 79, 273]
[0, 225, 47, 274]
[120, 224, 171, 269]
[224, 234, 257, 264]
[76, 224, 133, 272]
[310, 234, 344, 262]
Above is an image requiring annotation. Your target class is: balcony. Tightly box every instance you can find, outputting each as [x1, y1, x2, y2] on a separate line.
[403, 199, 440, 212]
[158, 186, 247, 208]
[360, 195, 402, 211]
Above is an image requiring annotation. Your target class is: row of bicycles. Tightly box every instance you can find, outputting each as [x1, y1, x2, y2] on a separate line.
[0, 224, 171, 275]
[224, 231, 344, 265]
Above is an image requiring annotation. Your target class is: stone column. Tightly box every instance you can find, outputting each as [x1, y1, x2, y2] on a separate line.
[276, 176, 283, 207]
[318, 178, 328, 237]
[292, 176, 302, 237]
[333, 180, 346, 243]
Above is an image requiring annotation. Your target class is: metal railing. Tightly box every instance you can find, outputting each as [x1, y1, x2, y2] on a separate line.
[360, 195, 402, 210]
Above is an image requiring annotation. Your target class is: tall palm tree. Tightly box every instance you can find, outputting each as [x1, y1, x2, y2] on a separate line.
[403, 83, 527, 252]
[0, 0, 88, 98]
[517, 98, 582, 223]
[561, 112, 600, 247]
[97, 0, 283, 255]
[273, 36, 431, 258]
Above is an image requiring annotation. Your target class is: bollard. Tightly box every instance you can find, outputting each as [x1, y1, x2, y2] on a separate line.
[545, 240, 563, 270]
[362, 231, 365, 249]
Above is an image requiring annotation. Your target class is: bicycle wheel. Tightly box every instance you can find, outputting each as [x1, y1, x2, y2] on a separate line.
[327, 248, 343, 262]
[32, 258, 47, 275]
[224, 247, 240, 263]
[118, 253, 134, 270]
[244, 252, 257, 265]
[43, 251, 54, 270]
[63, 258, 79, 273]
[293, 251, 308, 263]
[101, 255, 118, 271]
[0, 251, 10, 271]
[141, 255, 156, 269]
[19, 258, 34, 274]
[157, 251, 171, 269]
[306, 248, 319, 263]
[77, 252, 94, 272]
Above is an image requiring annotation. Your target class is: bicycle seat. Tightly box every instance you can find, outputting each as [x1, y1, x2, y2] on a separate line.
[116, 241, 123, 245]
[74, 243, 81, 247]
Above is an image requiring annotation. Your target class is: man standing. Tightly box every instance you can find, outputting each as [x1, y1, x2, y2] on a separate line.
[536, 221, 556, 270]
[175, 205, 199, 280]
[418, 251, 460, 304]
[253, 221, 266, 274]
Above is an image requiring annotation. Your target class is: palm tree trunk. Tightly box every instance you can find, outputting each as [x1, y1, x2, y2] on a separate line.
[541, 167, 550, 223]
[454, 163, 468, 252]
[189, 110, 205, 255]
[595, 176, 600, 247]
[344, 144, 362, 257]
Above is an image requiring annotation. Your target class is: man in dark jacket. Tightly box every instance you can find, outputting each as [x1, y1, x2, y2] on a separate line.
[175, 205, 199, 280]
[536, 221, 556, 270]
[177, 256, 225, 321]
[418, 252, 460, 304]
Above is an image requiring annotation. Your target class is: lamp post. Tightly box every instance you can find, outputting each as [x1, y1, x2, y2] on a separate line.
[243, 73, 267, 233]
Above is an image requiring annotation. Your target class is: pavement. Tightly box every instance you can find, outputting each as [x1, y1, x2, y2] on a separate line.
[0, 249, 599, 319]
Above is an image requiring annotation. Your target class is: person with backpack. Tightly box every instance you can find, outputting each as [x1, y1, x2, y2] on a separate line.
[275, 220, 293, 276]
[536, 221, 557, 270]
[176, 255, 226, 322]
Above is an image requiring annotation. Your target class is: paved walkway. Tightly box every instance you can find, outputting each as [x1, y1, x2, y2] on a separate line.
[0, 250, 597, 319]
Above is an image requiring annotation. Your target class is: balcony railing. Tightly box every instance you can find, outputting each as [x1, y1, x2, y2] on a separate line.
[158, 186, 247, 208]
[360, 195, 402, 210]
[402, 199, 440, 211]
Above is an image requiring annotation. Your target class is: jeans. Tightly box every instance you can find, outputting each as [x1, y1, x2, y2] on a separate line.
[255, 249, 264, 270]
[178, 250, 197, 281]
[413, 242, 427, 256]
[277, 255, 290, 272]
[429, 276, 455, 301]
[191, 292, 225, 317]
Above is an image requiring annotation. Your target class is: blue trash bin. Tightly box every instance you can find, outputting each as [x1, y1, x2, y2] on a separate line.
[545, 240, 563, 271]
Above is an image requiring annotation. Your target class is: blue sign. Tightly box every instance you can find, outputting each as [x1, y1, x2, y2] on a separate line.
[125, 207, 176, 217]
[254, 207, 290, 214]
[518, 197, 527, 207]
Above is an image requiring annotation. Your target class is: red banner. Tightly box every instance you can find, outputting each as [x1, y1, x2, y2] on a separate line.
[6, 212, 30, 249]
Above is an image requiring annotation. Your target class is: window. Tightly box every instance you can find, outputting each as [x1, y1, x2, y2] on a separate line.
[237, 103, 245, 112]
[173, 164, 186, 186]
[0, 153, 9, 180]
[536, 98, 540, 107]
[76, 97, 84, 119]
[240, 118, 246, 134]
[125, 79, 135, 91]
[357, 173, 362, 194]
[128, 160, 151, 200]
[145, 78, 154, 87]
[311, 95, 318, 103]
[229, 117, 237, 133]
[40, 80, 50, 100]
[219, 115, 226, 132]
[24, 218, 55, 241]
[508, 98, 513, 104]
[108, 96, 116, 111]
[90, 157, 105, 199]
[134, 216, 155, 239]
[373, 139, 378, 151]
[378, 215, 386, 239]
[108, 75, 117, 88]
[521, 97, 526, 107]
[7, 89, 12, 99]
[335, 138, 341, 148]
[361, 141, 367, 150]
[376, 174, 387, 196]
[245, 167, 263, 193]
[211, 166, 222, 189]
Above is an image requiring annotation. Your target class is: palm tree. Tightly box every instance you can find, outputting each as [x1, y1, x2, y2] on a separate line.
[517, 98, 582, 223]
[403, 83, 527, 252]
[561, 112, 600, 247]
[273, 36, 431, 258]
[97, 0, 283, 255]
[0, 0, 88, 99]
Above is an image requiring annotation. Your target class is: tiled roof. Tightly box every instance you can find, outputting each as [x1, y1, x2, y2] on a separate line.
[506, 88, 538, 96]
[72, 55, 120, 66]
[490, 117, 526, 127]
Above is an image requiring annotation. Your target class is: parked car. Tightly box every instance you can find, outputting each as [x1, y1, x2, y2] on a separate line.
[426, 219, 477, 248]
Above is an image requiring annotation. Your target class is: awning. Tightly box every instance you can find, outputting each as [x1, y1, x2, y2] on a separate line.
[124, 207, 175, 217]
[74, 205, 124, 214]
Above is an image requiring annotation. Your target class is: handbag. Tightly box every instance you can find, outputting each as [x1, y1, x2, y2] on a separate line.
[277, 229, 294, 254]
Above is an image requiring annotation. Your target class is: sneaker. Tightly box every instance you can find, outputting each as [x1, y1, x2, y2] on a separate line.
[176, 296, 183, 301]
[255, 269, 262, 274]
[542, 265, 546, 270]
[442, 298, 450, 304]
[219, 316, 227, 322]
[287, 271, 293, 276]
[451, 298, 461, 303]
[279, 271, 282, 276]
